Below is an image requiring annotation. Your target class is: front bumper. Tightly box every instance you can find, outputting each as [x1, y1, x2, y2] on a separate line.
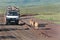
[6, 18, 19, 23]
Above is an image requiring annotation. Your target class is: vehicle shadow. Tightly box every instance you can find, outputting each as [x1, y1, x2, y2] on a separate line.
[0, 23, 25, 26]
[0, 36, 16, 39]
[0, 28, 23, 31]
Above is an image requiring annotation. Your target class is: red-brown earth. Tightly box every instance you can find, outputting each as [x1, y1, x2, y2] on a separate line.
[0, 14, 59, 40]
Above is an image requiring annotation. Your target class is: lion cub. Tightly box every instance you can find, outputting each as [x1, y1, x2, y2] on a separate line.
[29, 19, 39, 29]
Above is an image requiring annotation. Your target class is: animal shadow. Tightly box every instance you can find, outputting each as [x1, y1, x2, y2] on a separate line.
[39, 23, 48, 27]
[39, 23, 51, 30]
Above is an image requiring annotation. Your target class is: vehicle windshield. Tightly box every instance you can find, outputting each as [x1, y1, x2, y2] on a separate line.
[7, 12, 18, 16]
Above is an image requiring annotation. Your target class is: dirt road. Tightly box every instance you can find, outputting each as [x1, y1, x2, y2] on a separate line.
[0, 15, 60, 40]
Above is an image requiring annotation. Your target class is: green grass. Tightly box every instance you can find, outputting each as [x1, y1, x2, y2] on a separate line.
[20, 5, 60, 15]
[35, 14, 60, 24]
[35, 14, 60, 21]
[19, 5, 60, 24]
[0, 5, 60, 24]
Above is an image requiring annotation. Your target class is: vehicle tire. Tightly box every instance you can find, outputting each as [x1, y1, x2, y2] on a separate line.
[6, 21, 8, 25]
[16, 21, 19, 25]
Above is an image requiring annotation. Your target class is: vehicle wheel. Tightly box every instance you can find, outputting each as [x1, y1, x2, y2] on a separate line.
[16, 21, 19, 25]
[16, 22, 18, 25]
[6, 21, 8, 25]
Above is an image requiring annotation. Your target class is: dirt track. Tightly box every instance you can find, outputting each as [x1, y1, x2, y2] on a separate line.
[0, 15, 60, 40]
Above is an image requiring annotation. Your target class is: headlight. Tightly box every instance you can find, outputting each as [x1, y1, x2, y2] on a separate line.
[15, 18, 19, 20]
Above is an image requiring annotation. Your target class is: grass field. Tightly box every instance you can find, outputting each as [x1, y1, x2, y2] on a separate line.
[20, 5, 60, 24]
[0, 5, 60, 24]
[35, 14, 60, 24]
[19, 5, 60, 24]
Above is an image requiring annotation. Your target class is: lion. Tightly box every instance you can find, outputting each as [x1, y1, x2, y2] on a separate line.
[34, 22, 39, 29]
[29, 19, 35, 26]
[29, 19, 39, 29]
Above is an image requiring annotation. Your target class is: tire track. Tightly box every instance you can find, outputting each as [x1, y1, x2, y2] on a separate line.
[0, 25, 17, 40]
[3, 25, 23, 40]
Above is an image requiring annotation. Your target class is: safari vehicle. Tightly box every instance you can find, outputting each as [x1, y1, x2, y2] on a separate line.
[6, 6, 20, 24]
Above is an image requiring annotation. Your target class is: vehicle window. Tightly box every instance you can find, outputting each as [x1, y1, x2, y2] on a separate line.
[8, 12, 18, 16]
